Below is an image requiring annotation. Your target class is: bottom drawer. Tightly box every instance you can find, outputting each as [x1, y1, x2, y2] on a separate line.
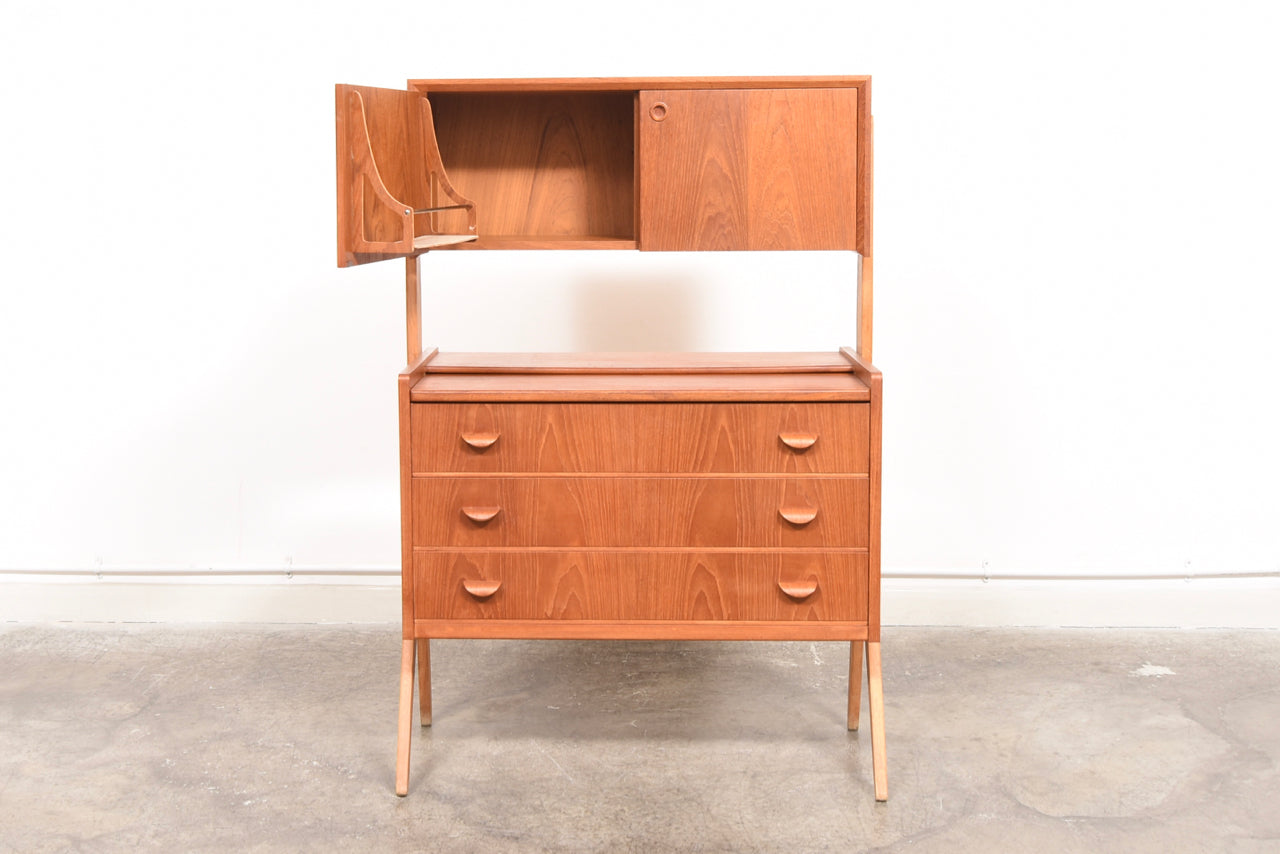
[413, 552, 868, 622]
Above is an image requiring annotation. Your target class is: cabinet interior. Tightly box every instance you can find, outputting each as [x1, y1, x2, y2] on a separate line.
[427, 92, 636, 248]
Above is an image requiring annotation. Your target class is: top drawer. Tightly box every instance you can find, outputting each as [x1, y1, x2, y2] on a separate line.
[411, 403, 869, 474]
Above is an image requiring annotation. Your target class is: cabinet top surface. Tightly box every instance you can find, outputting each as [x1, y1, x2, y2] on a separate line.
[409, 76, 869, 93]
[407, 352, 872, 402]
[410, 373, 870, 403]
[421, 352, 859, 374]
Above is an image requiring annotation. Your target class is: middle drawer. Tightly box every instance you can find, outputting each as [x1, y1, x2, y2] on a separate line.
[411, 477, 869, 548]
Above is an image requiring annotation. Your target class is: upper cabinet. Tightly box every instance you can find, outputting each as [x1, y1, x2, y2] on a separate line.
[335, 78, 869, 265]
[637, 88, 859, 251]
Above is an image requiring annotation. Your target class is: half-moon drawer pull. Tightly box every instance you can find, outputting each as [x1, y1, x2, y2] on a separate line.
[461, 506, 502, 523]
[778, 432, 818, 450]
[778, 507, 818, 525]
[462, 579, 502, 599]
[778, 579, 819, 599]
[461, 432, 500, 450]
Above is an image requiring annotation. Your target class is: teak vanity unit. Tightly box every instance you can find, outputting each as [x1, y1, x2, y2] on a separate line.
[334, 76, 885, 801]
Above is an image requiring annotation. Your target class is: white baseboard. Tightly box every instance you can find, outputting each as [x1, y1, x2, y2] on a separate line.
[881, 576, 1280, 629]
[3, 571, 1278, 628]
[0, 577, 399, 624]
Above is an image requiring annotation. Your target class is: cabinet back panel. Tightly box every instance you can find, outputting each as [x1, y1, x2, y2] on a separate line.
[428, 93, 635, 239]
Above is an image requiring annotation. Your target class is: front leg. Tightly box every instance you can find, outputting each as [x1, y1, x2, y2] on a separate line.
[867, 641, 887, 801]
[395, 639, 415, 796]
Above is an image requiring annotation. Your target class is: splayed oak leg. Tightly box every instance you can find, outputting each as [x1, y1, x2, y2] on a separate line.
[395, 639, 415, 796]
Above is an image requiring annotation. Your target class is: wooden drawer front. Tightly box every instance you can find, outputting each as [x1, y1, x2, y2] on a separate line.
[415, 552, 868, 622]
[412, 403, 869, 474]
[412, 477, 868, 548]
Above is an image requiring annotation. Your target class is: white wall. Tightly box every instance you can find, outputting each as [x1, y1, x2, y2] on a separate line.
[2, 0, 1277, 625]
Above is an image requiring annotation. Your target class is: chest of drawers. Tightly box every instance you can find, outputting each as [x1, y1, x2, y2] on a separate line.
[335, 77, 886, 801]
[411, 396, 870, 617]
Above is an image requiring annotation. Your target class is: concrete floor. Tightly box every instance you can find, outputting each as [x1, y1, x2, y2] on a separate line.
[0, 626, 1276, 853]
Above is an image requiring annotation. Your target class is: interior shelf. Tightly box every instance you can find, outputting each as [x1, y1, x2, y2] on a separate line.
[441, 236, 636, 251]
[414, 234, 479, 250]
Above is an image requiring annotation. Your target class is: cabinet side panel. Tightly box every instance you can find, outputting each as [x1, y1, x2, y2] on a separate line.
[399, 377, 416, 637]
[857, 80, 872, 257]
[638, 89, 749, 250]
[745, 88, 858, 250]
[866, 372, 883, 640]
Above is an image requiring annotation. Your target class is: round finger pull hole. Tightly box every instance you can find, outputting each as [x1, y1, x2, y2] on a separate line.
[649, 102, 668, 122]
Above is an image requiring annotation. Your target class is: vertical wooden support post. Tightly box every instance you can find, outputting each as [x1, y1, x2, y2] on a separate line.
[397, 254, 423, 796]
[848, 640, 864, 730]
[857, 254, 873, 362]
[867, 641, 887, 801]
[417, 638, 432, 726]
[406, 254, 422, 365]
[395, 638, 415, 796]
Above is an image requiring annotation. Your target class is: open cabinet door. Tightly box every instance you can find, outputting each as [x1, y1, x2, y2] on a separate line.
[335, 84, 476, 267]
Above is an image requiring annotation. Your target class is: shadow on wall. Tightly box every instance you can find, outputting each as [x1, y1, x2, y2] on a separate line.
[571, 274, 703, 351]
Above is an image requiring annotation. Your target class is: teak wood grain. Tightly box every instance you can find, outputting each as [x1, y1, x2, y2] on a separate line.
[336, 85, 476, 267]
[638, 88, 857, 250]
[428, 93, 634, 241]
[411, 477, 869, 549]
[414, 551, 869, 622]
[745, 88, 859, 250]
[411, 403, 870, 474]
[409, 372, 870, 402]
[335, 85, 421, 265]
[841, 347, 883, 640]
[640, 88, 746, 251]
[856, 110, 874, 358]
[399, 348, 439, 638]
